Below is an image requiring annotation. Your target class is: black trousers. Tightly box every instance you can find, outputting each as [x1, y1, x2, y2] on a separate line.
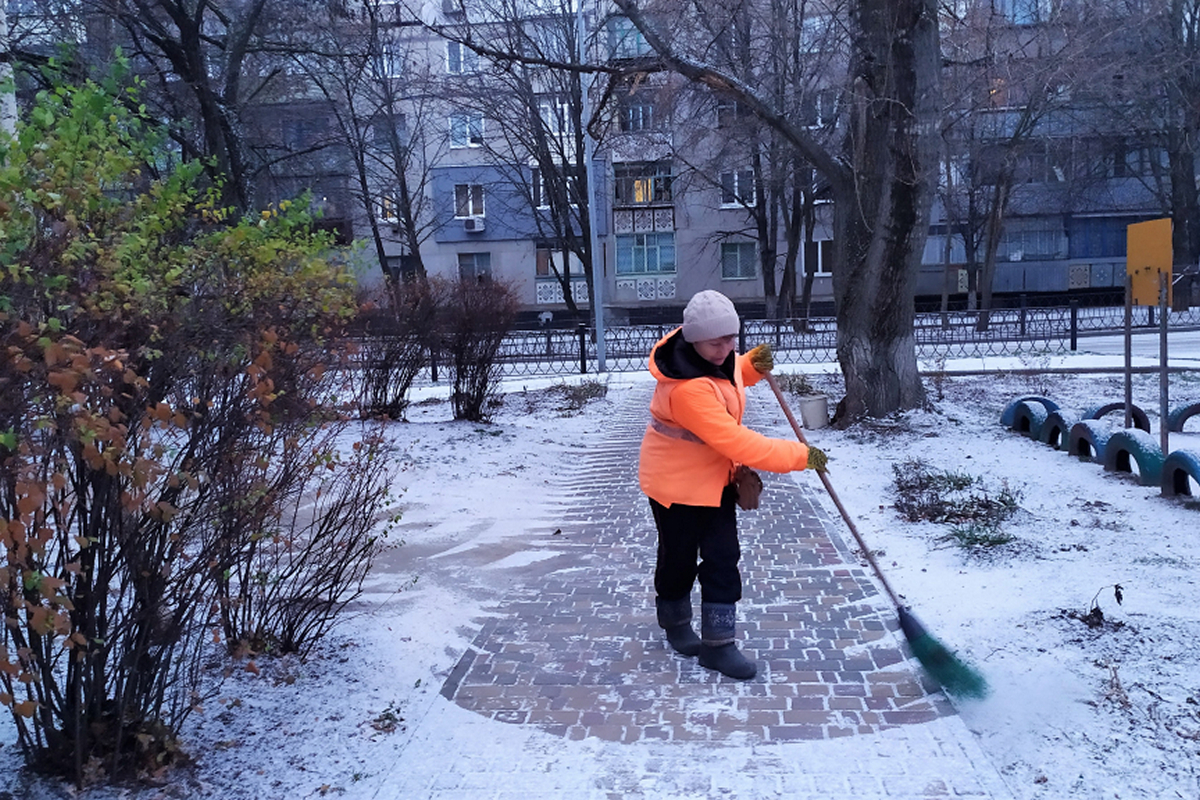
[649, 485, 742, 605]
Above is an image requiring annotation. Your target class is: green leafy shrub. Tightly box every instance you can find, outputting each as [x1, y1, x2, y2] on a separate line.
[0, 68, 390, 784]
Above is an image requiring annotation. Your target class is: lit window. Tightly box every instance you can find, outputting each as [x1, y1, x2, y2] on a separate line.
[378, 195, 398, 220]
[614, 161, 672, 205]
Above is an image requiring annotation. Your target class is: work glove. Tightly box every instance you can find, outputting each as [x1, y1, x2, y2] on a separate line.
[806, 445, 828, 473]
[747, 343, 774, 374]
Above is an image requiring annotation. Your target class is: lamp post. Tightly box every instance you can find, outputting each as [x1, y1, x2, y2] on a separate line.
[577, 0, 606, 371]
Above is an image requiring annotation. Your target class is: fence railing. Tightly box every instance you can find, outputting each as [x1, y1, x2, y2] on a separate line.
[495, 301, 1199, 378]
[402, 299, 1200, 381]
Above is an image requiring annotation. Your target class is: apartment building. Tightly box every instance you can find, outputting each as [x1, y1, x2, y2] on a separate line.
[6, 0, 1191, 319]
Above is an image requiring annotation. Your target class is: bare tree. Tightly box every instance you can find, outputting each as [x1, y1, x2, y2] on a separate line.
[611, 0, 939, 422]
[938, 2, 1114, 329]
[94, 0, 276, 211]
[287, 0, 441, 281]
[1082, 0, 1200, 271]
[437, 0, 600, 319]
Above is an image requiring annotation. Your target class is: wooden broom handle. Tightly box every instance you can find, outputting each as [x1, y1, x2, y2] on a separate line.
[764, 373, 904, 609]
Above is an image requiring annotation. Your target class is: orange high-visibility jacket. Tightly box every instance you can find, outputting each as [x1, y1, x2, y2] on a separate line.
[638, 328, 809, 508]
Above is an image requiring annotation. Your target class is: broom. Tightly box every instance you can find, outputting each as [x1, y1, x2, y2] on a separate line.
[764, 373, 989, 699]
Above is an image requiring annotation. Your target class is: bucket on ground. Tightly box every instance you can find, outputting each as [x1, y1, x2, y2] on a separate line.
[798, 394, 829, 429]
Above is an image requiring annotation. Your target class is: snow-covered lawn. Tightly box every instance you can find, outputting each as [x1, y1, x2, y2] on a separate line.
[3, 341, 1199, 799]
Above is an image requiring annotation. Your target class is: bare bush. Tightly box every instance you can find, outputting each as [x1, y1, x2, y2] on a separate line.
[357, 281, 443, 419]
[438, 277, 521, 422]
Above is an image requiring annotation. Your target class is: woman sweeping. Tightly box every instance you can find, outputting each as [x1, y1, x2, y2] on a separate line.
[638, 290, 826, 680]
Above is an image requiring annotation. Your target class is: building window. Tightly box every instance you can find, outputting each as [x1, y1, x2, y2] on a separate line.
[998, 217, 1066, 262]
[450, 112, 484, 147]
[716, 98, 751, 127]
[378, 195, 398, 220]
[618, 94, 659, 132]
[614, 161, 672, 205]
[1068, 216, 1137, 259]
[720, 169, 756, 206]
[531, 168, 549, 209]
[608, 16, 651, 59]
[536, 246, 582, 277]
[531, 166, 582, 209]
[380, 42, 404, 77]
[802, 239, 834, 275]
[538, 97, 571, 135]
[282, 117, 327, 150]
[447, 41, 479, 74]
[993, 0, 1051, 25]
[616, 232, 676, 274]
[454, 183, 485, 217]
[721, 242, 757, 280]
[799, 88, 838, 128]
[372, 114, 406, 150]
[458, 252, 491, 281]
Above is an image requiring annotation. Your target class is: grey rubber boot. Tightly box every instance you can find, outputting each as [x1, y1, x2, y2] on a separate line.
[698, 602, 756, 679]
[656, 597, 701, 657]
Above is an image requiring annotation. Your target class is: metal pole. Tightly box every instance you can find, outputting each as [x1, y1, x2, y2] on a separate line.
[578, 322, 588, 374]
[1124, 273, 1133, 429]
[1069, 299, 1078, 351]
[1160, 272, 1169, 457]
[578, 1, 606, 372]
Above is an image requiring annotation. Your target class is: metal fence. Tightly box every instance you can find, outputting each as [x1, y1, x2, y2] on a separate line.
[468, 299, 1200, 379]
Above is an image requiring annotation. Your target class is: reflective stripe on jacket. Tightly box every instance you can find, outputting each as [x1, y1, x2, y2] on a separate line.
[637, 327, 809, 508]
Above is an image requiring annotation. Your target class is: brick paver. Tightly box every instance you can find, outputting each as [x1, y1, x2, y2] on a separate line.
[438, 384, 954, 744]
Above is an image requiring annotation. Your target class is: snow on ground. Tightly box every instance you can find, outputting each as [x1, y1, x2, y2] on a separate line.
[2, 335, 1199, 799]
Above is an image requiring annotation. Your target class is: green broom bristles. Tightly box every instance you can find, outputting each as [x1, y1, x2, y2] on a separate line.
[898, 607, 989, 699]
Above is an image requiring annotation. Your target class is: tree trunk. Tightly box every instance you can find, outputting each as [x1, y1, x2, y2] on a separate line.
[830, 0, 937, 424]
[754, 149, 778, 317]
[976, 177, 1010, 332]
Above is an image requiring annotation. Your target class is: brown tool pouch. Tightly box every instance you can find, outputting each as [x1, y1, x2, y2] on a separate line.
[732, 465, 763, 511]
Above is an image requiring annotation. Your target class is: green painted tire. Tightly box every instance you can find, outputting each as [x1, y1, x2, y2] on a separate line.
[999, 396, 1059, 427]
[1083, 402, 1151, 433]
[1010, 400, 1048, 439]
[1166, 403, 1200, 433]
[1161, 449, 1200, 498]
[1040, 408, 1082, 450]
[1103, 429, 1165, 486]
[1069, 419, 1113, 463]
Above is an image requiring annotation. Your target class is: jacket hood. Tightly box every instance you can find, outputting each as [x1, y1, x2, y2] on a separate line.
[650, 328, 736, 385]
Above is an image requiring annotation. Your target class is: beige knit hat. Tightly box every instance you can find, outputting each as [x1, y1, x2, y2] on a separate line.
[681, 290, 740, 342]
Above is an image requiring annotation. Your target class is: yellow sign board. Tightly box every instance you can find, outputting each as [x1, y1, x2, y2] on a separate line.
[1126, 218, 1172, 306]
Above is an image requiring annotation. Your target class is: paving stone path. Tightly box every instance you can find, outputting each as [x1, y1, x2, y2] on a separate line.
[439, 384, 954, 745]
